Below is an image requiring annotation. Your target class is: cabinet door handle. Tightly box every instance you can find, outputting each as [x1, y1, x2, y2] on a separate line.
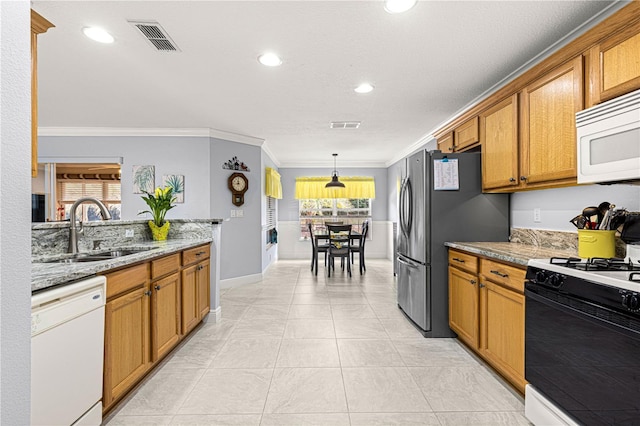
[479, 283, 485, 288]
[520, 176, 527, 181]
[155, 285, 161, 291]
[490, 270, 508, 278]
[509, 177, 516, 183]
[144, 290, 152, 296]
[452, 258, 465, 263]
[469, 279, 476, 285]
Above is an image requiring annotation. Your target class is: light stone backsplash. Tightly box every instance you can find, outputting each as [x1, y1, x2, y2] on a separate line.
[32, 219, 221, 257]
[511, 227, 626, 258]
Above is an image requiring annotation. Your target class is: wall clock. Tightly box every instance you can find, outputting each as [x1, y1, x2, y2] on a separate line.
[228, 172, 249, 206]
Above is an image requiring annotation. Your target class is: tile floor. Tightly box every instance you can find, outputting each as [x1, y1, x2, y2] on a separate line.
[104, 259, 529, 425]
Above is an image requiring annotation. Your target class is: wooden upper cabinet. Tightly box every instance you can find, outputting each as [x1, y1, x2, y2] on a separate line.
[30, 10, 54, 178]
[520, 56, 583, 186]
[437, 132, 454, 153]
[480, 94, 519, 190]
[589, 19, 640, 106]
[454, 116, 479, 151]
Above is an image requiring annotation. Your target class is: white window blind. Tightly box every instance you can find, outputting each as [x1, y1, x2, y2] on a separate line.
[266, 196, 276, 228]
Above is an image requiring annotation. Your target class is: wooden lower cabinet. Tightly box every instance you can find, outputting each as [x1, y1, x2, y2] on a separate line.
[197, 259, 211, 319]
[103, 285, 151, 410]
[448, 249, 526, 393]
[448, 266, 479, 348]
[181, 254, 210, 335]
[102, 243, 212, 415]
[151, 272, 181, 362]
[181, 264, 199, 334]
[479, 281, 526, 392]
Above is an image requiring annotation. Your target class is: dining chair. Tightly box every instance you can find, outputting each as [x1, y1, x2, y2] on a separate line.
[349, 221, 369, 274]
[308, 223, 329, 276]
[324, 221, 343, 227]
[327, 224, 352, 277]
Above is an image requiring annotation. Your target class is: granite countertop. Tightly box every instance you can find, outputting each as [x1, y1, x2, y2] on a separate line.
[32, 218, 223, 230]
[32, 238, 212, 293]
[444, 241, 579, 267]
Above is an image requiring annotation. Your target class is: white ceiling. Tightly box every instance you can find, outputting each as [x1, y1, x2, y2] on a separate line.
[33, 1, 623, 168]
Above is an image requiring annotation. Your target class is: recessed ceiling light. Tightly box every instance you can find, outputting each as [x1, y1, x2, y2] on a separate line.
[82, 27, 114, 43]
[384, 0, 417, 14]
[355, 83, 375, 94]
[258, 52, 282, 67]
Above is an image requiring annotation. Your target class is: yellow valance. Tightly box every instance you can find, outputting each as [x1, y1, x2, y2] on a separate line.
[295, 176, 375, 199]
[265, 167, 282, 199]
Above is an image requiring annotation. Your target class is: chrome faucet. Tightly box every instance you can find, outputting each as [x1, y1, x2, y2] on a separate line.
[68, 197, 112, 254]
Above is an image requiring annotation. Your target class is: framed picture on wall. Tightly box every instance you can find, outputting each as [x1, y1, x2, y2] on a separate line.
[132, 165, 155, 194]
[163, 174, 184, 203]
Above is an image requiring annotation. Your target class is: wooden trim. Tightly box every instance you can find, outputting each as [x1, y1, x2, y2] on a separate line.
[31, 10, 55, 34]
[30, 10, 54, 178]
[433, 2, 640, 139]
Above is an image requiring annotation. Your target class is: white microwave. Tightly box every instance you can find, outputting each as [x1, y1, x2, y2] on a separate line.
[576, 88, 640, 184]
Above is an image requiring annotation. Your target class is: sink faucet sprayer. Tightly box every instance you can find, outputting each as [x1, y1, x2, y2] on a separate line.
[68, 197, 112, 254]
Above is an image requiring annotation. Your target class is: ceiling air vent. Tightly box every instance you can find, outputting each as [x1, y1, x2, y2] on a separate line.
[129, 20, 180, 52]
[330, 121, 361, 129]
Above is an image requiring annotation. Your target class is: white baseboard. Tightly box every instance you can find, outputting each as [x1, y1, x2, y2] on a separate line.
[221, 273, 263, 289]
[208, 306, 222, 322]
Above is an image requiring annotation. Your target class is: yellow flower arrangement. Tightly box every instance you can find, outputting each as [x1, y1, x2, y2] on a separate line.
[139, 186, 176, 227]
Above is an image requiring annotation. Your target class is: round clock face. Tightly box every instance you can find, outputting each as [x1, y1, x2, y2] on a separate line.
[231, 176, 247, 192]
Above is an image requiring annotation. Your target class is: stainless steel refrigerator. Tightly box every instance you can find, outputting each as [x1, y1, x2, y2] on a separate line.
[397, 150, 509, 337]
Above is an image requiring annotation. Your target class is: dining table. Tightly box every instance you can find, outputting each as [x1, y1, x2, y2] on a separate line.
[314, 231, 361, 245]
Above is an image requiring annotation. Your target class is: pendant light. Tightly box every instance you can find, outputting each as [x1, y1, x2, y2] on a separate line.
[326, 153, 346, 189]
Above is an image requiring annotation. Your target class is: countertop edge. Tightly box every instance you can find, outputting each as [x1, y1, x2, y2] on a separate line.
[445, 241, 579, 267]
[32, 238, 213, 293]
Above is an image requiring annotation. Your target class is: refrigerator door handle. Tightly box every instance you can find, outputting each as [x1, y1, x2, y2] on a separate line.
[397, 255, 419, 268]
[399, 177, 413, 238]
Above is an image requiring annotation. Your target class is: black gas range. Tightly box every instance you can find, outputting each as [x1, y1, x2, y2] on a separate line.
[524, 257, 640, 426]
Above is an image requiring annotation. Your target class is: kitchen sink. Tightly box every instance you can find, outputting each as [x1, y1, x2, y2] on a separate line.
[42, 247, 157, 263]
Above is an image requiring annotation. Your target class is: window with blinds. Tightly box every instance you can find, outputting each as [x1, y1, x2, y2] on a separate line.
[57, 180, 121, 221]
[266, 196, 277, 246]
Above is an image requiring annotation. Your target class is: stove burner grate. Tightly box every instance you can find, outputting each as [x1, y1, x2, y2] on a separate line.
[549, 257, 640, 272]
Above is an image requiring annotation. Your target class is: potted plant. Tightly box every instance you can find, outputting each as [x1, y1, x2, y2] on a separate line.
[139, 186, 176, 241]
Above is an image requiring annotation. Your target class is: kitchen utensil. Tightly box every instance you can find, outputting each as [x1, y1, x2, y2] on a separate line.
[597, 201, 611, 223]
[582, 206, 600, 229]
[570, 214, 587, 229]
[598, 204, 615, 230]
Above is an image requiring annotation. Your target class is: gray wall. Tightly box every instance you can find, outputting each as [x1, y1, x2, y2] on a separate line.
[512, 183, 640, 231]
[1, 2, 31, 423]
[39, 135, 211, 220]
[277, 167, 389, 221]
[39, 134, 264, 281]
[209, 139, 262, 280]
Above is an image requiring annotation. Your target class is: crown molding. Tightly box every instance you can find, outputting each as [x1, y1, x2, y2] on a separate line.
[261, 142, 281, 168]
[278, 160, 387, 169]
[385, 133, 435, 168]
[38, 126, 266, 147]
[208, 128, 264, 146]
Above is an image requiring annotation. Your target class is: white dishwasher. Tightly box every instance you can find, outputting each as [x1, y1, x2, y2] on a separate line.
[31, 276, 106, 426]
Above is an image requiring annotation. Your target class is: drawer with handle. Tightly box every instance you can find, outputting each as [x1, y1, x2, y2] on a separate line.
[182, 244, 210, 266]
[448, 249, 478, 274]
[480, 259, 526, 292]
